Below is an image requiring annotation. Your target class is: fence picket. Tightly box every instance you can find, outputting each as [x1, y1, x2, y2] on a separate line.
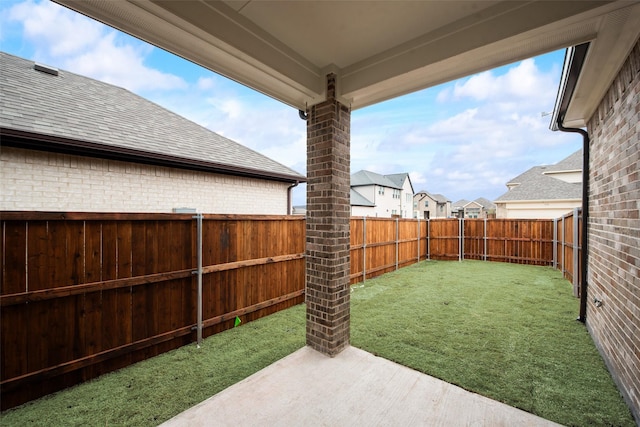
[1, 211, 580, 410]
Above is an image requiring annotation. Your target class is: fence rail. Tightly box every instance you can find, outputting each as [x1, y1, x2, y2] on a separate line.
[349, 217, 560, 284]
[1, 211, 582, 410]
[0, 212, 305, 410]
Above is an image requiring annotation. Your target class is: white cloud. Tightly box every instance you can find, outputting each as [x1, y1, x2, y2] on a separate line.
[153, 87, 306, 174]
[9, 0, 102, 56]
[451, 58, 557, 106]
[4, 0, 578, 204]
[352, 56, 579, 202]
[209, 98, 245, 122]
[8, 0, 187, 93]
[197, 77, 216, 90]
[5, 0, 306, 177]
[409, 171, 427, 186]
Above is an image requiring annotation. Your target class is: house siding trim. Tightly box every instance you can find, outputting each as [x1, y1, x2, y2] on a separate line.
[1, 128, 304, 184]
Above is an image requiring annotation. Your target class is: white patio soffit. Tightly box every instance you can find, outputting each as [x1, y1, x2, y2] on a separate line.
[55, 1, 640, 114]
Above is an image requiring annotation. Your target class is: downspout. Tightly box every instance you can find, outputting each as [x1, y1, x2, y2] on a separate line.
[287, 181, 299, 215]
[557, 115, 589, 323]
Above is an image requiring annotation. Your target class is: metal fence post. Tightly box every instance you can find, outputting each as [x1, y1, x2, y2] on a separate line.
[483, 218, 487, 261]
[561, 215, 565, 275]
[416, 218, 420, 262]
[573, 208, 579, 296]
[395, 217, 399, 270]
[459, 217, 464, 261]
[193, 213, 203, 347]
[553, 217, 558, 269]
[427, 219, 430, 260]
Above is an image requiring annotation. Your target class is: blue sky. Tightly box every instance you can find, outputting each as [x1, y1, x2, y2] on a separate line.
[0, 0, 581, 207]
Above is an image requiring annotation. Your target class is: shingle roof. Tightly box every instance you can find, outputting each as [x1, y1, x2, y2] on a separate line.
[431, 193, 450, 203]
[385, 173, 413, 193]
[452, 199, 470, 209]
[0, 52, 304, 182]
[474, 197, 496, 210]
[351, 170, 402, 189]
[350, 189, 375, 206]
[495, 165, 582, 202]
[416, 190, 450, 203]
[544, 149, 582, 173]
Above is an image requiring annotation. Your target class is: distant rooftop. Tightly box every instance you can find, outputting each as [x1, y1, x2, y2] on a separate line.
[350, 189, 375, 207]
[351, 170, 403, 189]
[496, 150, 583, 202]
[543, 149, 583, 173]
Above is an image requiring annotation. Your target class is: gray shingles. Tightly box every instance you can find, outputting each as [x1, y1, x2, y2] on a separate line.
[415, 190, 450, 203]
[474, 197, 496, 210]
[350, 189, 375, 206]
[452, 199, 470, 209]
[0, 52, 304, 181]
[495, 151, 583, 202]
[544, 150, 582, 172]
[351, 170, 402, 189]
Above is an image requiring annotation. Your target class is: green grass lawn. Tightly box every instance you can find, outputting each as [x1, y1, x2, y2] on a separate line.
[350, 260, 635, 427]
[2, 260, 635, 426]
[0, 305, 307, 426]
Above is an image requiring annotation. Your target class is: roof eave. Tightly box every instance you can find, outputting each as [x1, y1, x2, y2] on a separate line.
[549, 43, 590, 131]
[494, 198, 582, 204]
[1, 127, 306, 184]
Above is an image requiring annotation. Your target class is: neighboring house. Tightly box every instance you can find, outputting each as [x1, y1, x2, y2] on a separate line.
[413, 190, 451, 219]
[494, 150, 582, 219]
[0, 52, 305, 214]
[451, 199, 470, 218]
[350, 188, 376, 217]
[451, 198, 496, 219]
[474, 197, 497, 219]
[350, 170, 414, 218]
[451, 198, 495, 219]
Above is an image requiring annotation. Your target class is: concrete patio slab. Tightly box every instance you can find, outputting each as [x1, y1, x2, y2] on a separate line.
[161, 345, 562, 427]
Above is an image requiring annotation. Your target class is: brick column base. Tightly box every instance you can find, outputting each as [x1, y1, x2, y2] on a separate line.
[305, 74, 351, 357]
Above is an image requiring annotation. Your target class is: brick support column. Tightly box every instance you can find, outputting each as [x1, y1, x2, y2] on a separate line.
[305, 74, 351, 356]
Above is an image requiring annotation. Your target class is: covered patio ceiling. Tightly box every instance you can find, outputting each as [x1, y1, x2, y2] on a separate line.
[54, 0, 640, 119]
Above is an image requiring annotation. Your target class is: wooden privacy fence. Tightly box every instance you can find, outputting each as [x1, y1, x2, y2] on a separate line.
[350, 217, 558, 284]
[0, 212, 305, 410]
[1, 212, 582, 410]
[554, 208, 584, 297]
[350, 218, 428, 283]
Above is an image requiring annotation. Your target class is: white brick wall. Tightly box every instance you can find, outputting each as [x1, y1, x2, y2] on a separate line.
[1, 147, 291, 214]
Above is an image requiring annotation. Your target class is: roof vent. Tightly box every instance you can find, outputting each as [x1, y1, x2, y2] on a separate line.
[34, 62, 59, 76]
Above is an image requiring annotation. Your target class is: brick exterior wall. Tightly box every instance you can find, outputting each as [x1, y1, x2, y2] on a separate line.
[586, 39, 639, 422]
[305, 74, 351, 356]
[1, 147, 290, 214]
